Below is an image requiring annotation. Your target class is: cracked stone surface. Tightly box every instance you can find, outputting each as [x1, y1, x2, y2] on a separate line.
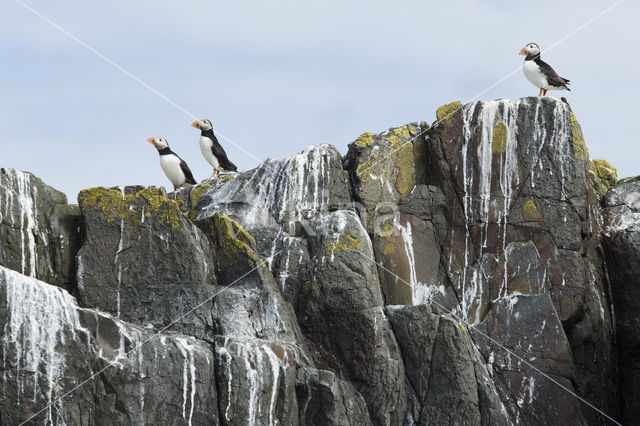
[0, 97, 632, 425]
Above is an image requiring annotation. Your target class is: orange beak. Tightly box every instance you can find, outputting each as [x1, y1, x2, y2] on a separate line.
[191, 120, 200, 128]
[147, 137, 156, 145]
[519, 48, 526, 55]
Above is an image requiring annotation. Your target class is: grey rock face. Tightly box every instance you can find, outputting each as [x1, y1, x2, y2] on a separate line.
[0, 97, 631, 425]
[603, 179, 640, 424]
[195, 145, 408, 424]
[0, 168, 80, 291]
[0, 265, 219, 426]
[76, 186, 218, 339]
[296, 368, 371, 425]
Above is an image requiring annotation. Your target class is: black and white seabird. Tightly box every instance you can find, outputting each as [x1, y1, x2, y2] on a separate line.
[519, 43, 571, 96]
[147, 137, 197, 190]
[191, 119, 237, 176]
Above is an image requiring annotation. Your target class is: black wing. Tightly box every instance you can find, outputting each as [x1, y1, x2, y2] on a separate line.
[179, 158, 197, 185]
[536, 58, 571, 89]
[210, 134, 238, 171]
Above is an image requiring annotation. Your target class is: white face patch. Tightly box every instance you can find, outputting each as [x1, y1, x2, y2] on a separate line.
[200, 120, 213, 131]
[154, 138, 169, 150]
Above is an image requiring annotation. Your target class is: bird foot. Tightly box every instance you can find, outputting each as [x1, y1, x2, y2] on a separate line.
[538, 89, 543, 97]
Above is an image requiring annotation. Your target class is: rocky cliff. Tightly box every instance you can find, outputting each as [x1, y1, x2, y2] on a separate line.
[0, 97, 635, 425]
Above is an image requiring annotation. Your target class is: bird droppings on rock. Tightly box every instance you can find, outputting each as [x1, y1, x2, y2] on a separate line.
[0, 98, 634, 424]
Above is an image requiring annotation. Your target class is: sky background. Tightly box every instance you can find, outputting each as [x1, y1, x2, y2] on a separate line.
[0, 0, 637, 200]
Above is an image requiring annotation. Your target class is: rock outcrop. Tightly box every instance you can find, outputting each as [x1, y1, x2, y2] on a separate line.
[603, 177, 640, 424]
[0, 97, 635, 425]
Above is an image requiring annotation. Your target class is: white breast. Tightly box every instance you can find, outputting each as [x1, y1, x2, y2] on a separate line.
[199, 136, 219, 169]
[159, 154, 185, 187]
[523, 60, 548, 89]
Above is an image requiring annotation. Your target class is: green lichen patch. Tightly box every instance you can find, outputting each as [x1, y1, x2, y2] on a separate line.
[376, 222, 394, 238]
[326, 234, 362, 256]
[569, 110, 588, 160]
[386, 125, 415, 146]
[522, 199, 543, 222]
[354, 132, 376, 148]
[77, 186, 183, 228]
[588, 159, 619, 198]
[77, 187, 135, 223]
[212, 213, 264, 267]
[436, 101, 462, 124]
[591, 159, 618, 181]
[492, 122, 508, 153]
[393, 125, 414, 139]
[354, 124, 418, 195]
[394, 143, 415, 197]
[137, 188, 183, 229]
[217, 173, 236, 184]
[383, 242, 395, 256]
[356, 153, 379, 183]
[189, 184, 213, 208]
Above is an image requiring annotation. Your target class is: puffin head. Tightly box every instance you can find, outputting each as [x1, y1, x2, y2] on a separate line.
[519, 43, 540, 56]
[147, 137, 169, 150]
[191, 119, 213, 131]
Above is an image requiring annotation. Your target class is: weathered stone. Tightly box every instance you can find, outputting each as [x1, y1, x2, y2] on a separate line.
[0, 266, 219, 426]
[296, 368, 371, 425]
[589, 159, 618, 199]
[603, 180, 640, 424]
[387, 305, 510, 425]
[295, 210, 410, 424]
[198, 144, 352, 231]
[0, 97, 631, 424]
[343, 123, 427, 228]
[76, 185, 218, 339]
[0, 168, 80, 291]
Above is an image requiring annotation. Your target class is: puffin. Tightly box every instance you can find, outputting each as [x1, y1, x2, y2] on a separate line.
[147, 137, 197, 190]
[519, 43, 570, 96]
[191, 119, 237, 176]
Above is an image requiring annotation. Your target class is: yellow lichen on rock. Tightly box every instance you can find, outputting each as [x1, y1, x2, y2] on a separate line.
[377, 222, 394, 238]
[356, 153, 379, 183]
[522, 199, 543, 222]
[78, 186, 183, 228]
[136, 188, 183, 229]
[392, 125, 413, 139]
[189, 184, 213, 208]
[217, 173, 236, 184]
[492, 122, 508, 153]
[77, 187, 135, 223]
[393, 143, 415, 197]
[569, 110, 588, 160]
[591, 159, 618, 181]
[387, 125, 418, 196]
[354, 132, 375, 148]
[213, 213, 264, 267]
[588, 159, 618, 198]
[387, 125, 414, 146]
[326, 234, 362, 256]
[436, 101, 462, 123]
[353, 124, 417, 196]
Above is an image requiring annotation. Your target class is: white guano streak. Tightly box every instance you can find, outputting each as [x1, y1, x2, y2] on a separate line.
[2, 266, 87, 424]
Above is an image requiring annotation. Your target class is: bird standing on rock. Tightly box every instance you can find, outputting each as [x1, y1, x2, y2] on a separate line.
[147, 137, 197, 191]
[191, 119, 237, 177]
[520, 43, 570, 96]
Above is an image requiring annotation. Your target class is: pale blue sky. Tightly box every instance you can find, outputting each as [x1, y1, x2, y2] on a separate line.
[0, 1, 636, 199]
